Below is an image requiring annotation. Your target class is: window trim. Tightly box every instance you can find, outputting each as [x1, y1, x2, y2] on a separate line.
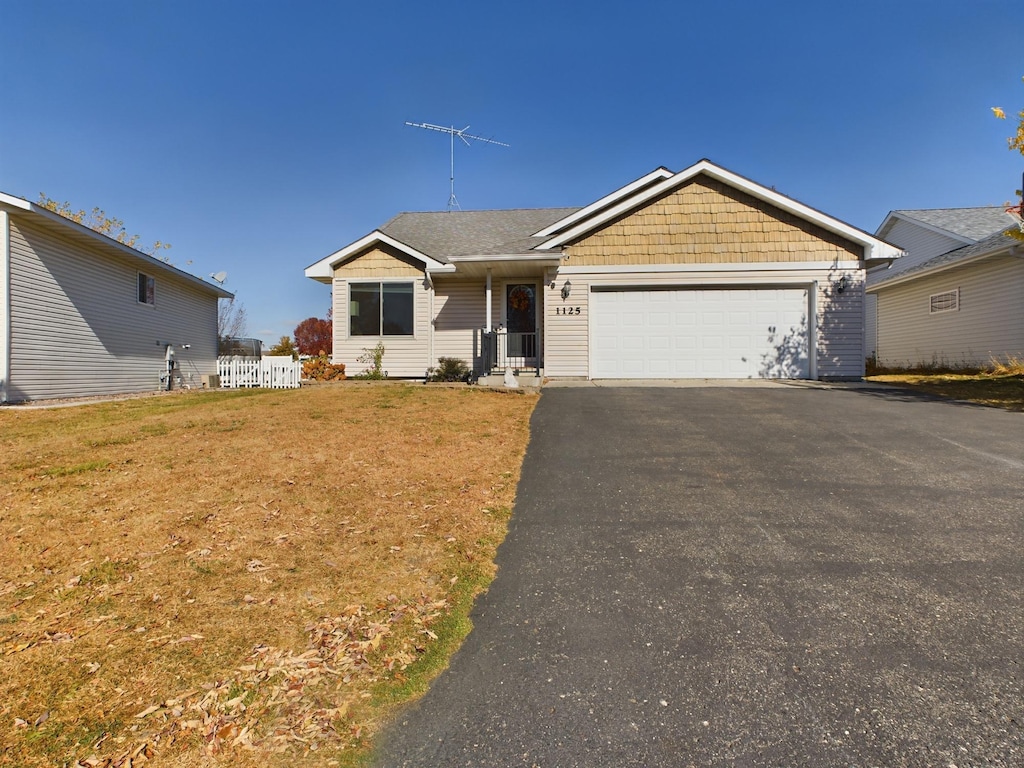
[929, 288, 959, 314]
[348, 280, 415, 337]
[137, 272, 155, 306]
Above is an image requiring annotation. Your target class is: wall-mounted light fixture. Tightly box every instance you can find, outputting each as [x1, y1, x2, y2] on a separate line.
[561, 280, 572, 300]
[833, 275, 849, 294]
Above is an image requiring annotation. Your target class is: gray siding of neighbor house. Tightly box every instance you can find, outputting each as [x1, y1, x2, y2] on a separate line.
[864, 293, 877, 359]
[869, 219, 964, 284]
[7, 215, 219, 402]
[864, 219, 966, 362]
[874, 255, 1024, 367]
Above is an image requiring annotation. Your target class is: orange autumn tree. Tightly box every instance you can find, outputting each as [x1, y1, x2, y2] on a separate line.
[991, 76, 1024, 241]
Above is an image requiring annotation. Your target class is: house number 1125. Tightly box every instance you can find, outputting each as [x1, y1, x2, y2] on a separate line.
[556, 306, 581, 315]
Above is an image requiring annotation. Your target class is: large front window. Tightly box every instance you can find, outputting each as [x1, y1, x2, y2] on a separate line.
[349, 282, 414, 336]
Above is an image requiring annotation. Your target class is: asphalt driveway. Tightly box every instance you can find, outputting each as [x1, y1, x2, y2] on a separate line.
[376, 385, 1024, 767]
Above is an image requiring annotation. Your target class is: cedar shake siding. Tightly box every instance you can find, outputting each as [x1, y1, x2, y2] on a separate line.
[6, 215, 220, 402]
[564, 176, 862, 265]
[332, 244, 424, 278]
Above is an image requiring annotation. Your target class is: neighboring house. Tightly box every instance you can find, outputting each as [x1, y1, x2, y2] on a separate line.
[866, 207, 1023, 367]
[305, 159, 901, 382]
[1, 191, 232, 403]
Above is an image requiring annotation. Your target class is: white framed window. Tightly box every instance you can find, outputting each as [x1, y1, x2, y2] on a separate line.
[929, 288, 958, 314]
[349, 281, 414, 336]
[137, 272, 155, 305]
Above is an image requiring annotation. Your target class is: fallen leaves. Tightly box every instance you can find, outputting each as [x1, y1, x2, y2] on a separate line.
[74, 594, 449, 763]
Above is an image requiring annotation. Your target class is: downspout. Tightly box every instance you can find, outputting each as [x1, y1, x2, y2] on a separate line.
[427, 271, 434, 374]
[0, 211, 10, 403]
[483, 268, 493, 376]
[808, 280, 818, 380]
[485, 268, 492, 332]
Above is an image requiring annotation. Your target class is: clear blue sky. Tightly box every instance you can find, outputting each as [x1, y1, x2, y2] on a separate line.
[1, 0, 1021, 345]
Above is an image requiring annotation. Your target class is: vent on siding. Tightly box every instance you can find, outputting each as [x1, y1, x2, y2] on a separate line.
[929, 288, 959, 314]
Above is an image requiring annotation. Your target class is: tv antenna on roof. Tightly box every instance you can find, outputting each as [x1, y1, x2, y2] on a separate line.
[405, 121, 509, 211]
[210, 271, 228, 285]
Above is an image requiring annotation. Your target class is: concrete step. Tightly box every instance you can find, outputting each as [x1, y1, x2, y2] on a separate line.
[477, 371, 543, 389]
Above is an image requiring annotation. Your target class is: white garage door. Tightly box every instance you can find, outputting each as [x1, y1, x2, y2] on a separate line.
[591, 287, 810, 379]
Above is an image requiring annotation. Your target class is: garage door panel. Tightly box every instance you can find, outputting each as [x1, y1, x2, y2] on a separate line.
[591, 288, 809, 379]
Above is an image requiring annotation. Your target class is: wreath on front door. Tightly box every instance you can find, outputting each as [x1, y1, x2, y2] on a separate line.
[509, 285, 533, 312]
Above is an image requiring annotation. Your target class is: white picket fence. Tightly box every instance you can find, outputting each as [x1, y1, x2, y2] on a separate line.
[217, 356, 302, 389]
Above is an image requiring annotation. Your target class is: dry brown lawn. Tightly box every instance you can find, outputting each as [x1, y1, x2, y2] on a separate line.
[867, 373, 1024, 411]
[0, 383, 538, 767]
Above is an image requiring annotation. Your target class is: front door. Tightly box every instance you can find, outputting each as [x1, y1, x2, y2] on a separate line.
[505, 283, 538, 362]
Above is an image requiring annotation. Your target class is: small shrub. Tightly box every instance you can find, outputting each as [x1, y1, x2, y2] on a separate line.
[353, 342, 387, 380]
[427, 357, 471, 383]
[302, 352, 347, 381]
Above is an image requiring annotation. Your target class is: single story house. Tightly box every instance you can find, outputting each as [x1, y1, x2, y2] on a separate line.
[1, 191, 232, 403]
[306, 159, 902, 381]
[866, 207, 1023, 367]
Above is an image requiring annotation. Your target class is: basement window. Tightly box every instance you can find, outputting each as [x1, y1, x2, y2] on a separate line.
[929, 288, 959, 314]
[137, 273, 155, 305]
[349, 282, 414, 336]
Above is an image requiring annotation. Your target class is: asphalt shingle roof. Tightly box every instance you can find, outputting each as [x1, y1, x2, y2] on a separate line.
[893, 206, 1018, 242]
[378, 208, 580, 262]
[872, 228, 1019, 288]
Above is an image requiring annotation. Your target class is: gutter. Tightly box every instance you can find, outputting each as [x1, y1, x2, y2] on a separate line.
[865, 248, 1011, 293]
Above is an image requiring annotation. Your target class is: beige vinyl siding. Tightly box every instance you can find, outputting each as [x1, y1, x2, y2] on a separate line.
[545, 267, 866, 380]
[874, 256, 1024, 367]
[331, 276, 431, 378]
[7, 216, 219, 402]
[564, 176, 862, 266]
[433, 278, 486, 371]
[815, 274, 864, 378]
[543, 279, 589, 377]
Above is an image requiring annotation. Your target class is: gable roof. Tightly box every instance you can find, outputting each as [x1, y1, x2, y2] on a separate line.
[868, 228, 1021, 292]
[0, 191, 232, 298]
[532, 159, 902, 263]
[305, 208, 576, 282]
[306, 159, 903, 283]
[876, 206, 1017, 244]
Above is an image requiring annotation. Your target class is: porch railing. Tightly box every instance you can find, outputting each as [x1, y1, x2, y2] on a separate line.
[481, 331, 539, 376]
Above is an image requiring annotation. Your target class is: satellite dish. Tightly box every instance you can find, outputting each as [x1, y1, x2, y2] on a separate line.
[210, 271, 228, 284]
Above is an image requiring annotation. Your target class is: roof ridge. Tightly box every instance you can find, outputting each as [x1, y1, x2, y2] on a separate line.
[391, 206, 580, 215]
